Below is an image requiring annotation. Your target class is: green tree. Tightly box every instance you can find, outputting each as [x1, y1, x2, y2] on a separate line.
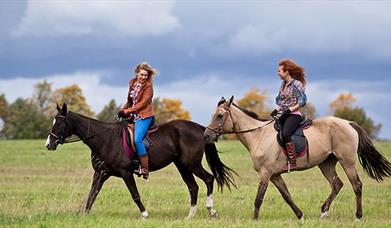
[330, 93, 381, 139]
[52, 84, 94, 117]
[0, 94, 9, 139]
[4, 98, 51, 139]
[153, 97, 191, 124]
[97, 99, 119, 121]
[301, 102, 317, 119]
[335, 107, 381, 139]
[32, 80, 53, 116]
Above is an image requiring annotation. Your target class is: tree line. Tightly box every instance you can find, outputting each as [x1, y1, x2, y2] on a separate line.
[0, 81, 381, 139]
[0, 80, 190, 139]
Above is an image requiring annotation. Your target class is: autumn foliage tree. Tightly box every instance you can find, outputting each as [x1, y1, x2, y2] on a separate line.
[238, 87, 269, 117]
[153, 97, 191, 124]
[52, 84, 94, 117]
[331, 93, 381, 139]
[330, 92, 356, 111]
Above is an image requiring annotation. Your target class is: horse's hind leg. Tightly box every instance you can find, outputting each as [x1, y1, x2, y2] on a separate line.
[85, 170, 110, 213]
[270, 174, 304, 220]
[318, 154, 344, 218]
[338, 158, 363, 220]
[193, 165, 216, 218]
[175, 163, 199, 219]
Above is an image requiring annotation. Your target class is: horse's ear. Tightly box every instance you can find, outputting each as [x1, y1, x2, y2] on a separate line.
[217, 97, 226, 106]
[228, 96, 234, 105]
[61, 103, 68, 115]
[56, 103, 61, 113]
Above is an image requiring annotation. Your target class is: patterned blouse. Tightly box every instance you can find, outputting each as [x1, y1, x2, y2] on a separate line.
[129, 81, 143, 121]
[275, 79, 307, 112]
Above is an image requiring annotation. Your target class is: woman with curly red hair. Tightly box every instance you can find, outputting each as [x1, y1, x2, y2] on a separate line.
[270, 59, 307, 170]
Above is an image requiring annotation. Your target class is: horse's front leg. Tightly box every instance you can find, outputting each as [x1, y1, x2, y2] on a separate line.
[121, 171, 148, 219]
[253, 171, 271, 220]
[85, 169, 110, 213]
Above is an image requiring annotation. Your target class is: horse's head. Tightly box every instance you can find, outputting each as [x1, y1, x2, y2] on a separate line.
[204, 96, 235, 143]
[45, 103, 72, 150]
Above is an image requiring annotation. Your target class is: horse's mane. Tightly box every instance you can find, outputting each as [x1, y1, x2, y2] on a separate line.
[68, 111, 121, 128]
[232, 103, 271, 122]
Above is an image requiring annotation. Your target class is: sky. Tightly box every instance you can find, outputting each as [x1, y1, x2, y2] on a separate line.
[0, 1, 390, 139]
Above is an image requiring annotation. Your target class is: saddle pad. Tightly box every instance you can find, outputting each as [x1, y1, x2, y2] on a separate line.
[123, 127, 135, 157]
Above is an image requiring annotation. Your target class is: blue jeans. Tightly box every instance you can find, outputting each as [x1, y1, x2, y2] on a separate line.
[134, 117, 153, 156]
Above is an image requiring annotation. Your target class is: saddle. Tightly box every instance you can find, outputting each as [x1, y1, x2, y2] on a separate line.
[121, 117, 158, 160]
[274, 116, 312, 158]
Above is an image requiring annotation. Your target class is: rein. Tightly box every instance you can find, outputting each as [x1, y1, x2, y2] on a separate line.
[207, 107, 275, 135]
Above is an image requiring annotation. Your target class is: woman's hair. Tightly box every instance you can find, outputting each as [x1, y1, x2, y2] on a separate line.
[134, 62, 158, 79]
[279, 59, 306, 86]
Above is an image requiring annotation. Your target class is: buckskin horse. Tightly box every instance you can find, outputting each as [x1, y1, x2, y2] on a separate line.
[204, 96, 391, 221]
[45, 103, 236, 219]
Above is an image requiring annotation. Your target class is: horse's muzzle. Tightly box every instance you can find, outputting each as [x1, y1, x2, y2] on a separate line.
[204, 129, 218, 143]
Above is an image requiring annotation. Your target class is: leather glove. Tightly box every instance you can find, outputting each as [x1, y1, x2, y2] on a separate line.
[123, 108, 132, 115]
[270, 109, 278, 118]
[276, 109, 291, 119]
[117, 109, 126, 118]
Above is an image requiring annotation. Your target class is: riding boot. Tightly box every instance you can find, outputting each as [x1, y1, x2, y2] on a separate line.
[139, 155, 149, 179]
[286, 142, 297, 172]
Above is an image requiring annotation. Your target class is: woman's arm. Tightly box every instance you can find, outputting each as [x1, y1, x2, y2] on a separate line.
[124, 84, 153, 114]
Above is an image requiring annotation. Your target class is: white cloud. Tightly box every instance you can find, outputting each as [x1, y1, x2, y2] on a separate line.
[1, 74, 390, 138]
[13, 1, 179, 37]
[174, 2, 391, 58]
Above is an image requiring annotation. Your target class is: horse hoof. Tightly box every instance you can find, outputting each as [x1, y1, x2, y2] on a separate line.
[141, 210, 149, 219]
[209, 208, 217, 219]
[299, 214, 305, 224]
[186, 206, 197, 220]
[355, 218, 361, 222]
[320, 211, 329, 219]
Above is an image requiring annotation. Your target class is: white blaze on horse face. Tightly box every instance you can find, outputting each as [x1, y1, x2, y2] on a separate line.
[45, 118, 57, 147]
[45, 135, 51, 147]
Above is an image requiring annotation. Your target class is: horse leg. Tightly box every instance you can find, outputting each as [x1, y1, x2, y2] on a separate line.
[253, 172, 271, 220]
[270, 174, 304, 220]
[85, 170, 110, 213]
[175, 163, 199, 219]
[339, 160, 363, 220]
[318, 154, 344, 218]
[193, 165, 216, 218]
[121, 172, 148, 219]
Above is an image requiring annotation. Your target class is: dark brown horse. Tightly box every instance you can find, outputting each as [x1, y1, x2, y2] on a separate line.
[45, 103, 236, 219]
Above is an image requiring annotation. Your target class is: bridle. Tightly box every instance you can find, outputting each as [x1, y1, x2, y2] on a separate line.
[49, 114, 110, 145]
[206, 105, 274, 136]
[49, 115, 73, 145]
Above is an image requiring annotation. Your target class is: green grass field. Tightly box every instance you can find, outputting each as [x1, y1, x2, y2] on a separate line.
[1, 140, 391, 227]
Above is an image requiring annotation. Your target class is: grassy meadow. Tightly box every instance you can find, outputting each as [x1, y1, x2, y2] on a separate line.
[1, 139, 391, 227]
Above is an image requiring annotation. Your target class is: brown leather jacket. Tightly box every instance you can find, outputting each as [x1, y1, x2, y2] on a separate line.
[122, 78, 154, 119]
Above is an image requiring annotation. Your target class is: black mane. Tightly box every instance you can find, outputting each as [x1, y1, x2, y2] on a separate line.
[232, 103, 271, 122]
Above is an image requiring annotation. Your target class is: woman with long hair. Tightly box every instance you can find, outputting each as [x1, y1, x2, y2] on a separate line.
[118, 62, 157, 179]
[270, 59, 307, 170]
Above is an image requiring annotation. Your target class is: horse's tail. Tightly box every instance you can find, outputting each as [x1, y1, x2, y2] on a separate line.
[196, 123, 237, 192]
[350, 122, 391, 182]
[204, 142, 237, 192]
